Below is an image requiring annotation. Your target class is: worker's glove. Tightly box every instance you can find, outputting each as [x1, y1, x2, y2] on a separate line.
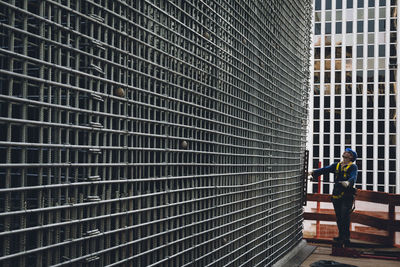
[308, 171, 317, 182]
[341, 181, 350, 188]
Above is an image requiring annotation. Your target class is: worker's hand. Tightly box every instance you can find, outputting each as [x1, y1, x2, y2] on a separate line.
[308, 171, 314, 177]
[341, 181, 350, 188]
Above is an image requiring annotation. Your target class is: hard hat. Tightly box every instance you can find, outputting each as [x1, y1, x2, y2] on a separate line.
[345, 148, 357, 162]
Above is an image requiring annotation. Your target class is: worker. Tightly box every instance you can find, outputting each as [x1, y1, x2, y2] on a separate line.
[308, 148, 358, 246]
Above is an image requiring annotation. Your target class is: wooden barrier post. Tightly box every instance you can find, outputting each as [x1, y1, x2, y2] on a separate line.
[316, 161, 321, 238]
[388, 196, 395, 246]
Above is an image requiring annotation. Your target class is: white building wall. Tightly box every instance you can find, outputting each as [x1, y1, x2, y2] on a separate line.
[308, 0, 399, 194]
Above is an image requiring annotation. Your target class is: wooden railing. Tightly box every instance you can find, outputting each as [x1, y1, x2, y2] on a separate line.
[304, 189, 400, 246]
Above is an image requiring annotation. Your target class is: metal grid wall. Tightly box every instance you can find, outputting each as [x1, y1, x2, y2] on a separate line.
[0, 0, 312, 266]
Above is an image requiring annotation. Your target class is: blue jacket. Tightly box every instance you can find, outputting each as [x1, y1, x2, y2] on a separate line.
[313, 162, 358, 197]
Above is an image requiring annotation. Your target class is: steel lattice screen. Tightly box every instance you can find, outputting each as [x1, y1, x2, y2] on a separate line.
[0, 0, 311, 266]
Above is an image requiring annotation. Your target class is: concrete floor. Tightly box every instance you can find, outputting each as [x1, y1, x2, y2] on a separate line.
[301, 244, 400, 267]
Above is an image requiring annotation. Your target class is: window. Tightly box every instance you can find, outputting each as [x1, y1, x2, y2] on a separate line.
[335, 95, 341, 107]
[367, 45, 374, 57]
[379, 19, 385, 31]
[389, 161, 396, 171]
[337, 10, 343, 20]
[368, 0, 375, 6]
[378, 70, 385, 82]
[346, 96, 352, 107]
[346, 21, 353, 33]
[314, 85, 321, 95]
[325, 60, 331, 70]
[314, 109, 320, 119]
[368, 20, 374, 32]
[391, 19, 396, 31]
[378, 134, 385, 144]
[345, 84, 352, 94]
[356, 71, 363, 82]
[313, 146, 320, 157]
[358, 0, 364, 8]
[315, 12, 322, 22]
[313, 134, 320, 144]
[314, 96, 320, 108]
[367, 135, 373, 145]
[380, 0, 386, 6]
[324, 121, 330, 132]
[325, 47, 332, 58]
[367, 70, 374, 82]
[367, 83, 373, 94]
[378, 45, 385, 56]
[356, 109, 362, 119]
[378, 95, 385, 106]
[326, 22, 332, 34]
[358, 9, 364, 19]
[335, 71, 341, 83]
[315, 48, 321, 59]
[316, 0, 322, 10]
[378, 121, 384, 133]
[346, 109, 352, 119]
[325, 72, 331, 83]
[314, 72, 320, 83]
[367, 121, 373, 133]
[324, 146, 330, 157]
[357, 95, 363, 106]
[324, 109, 331, 118]
[368, 8, 375, 19]
[345, 134, 351, 144]
[356, 84, 363, 94]
[335, 47, 342, 58]
[378, 109, 384, 119]
[390, 44, 396, 56]
[356, 121, 362, 132]
[334, 146, 341, 156]
[390, 70, 396, 82]
[357, 46, 363, 57]
[357, 21, 363, 32]
[334, 134, 340, 143]
[314, 121, 320, 131]
[391, 7, 397, 17]
[347, 0, 354, 8]
[346, 46, 352, 58]
[346, 71, 352, 82]
[324, 96, 331, 107]
[337, 0, 343, 8]
[336, 22, 342, 33]
[356, 134, 362, 144]
[367, 109, 373, 118]
[315, 23, 321, 35]
[326, 0, 332, 9]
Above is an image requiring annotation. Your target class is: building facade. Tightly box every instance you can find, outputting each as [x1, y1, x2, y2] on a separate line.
[309, 0, 400, 194]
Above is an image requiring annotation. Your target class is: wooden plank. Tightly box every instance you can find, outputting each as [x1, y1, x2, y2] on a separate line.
[306, 193, 332, 203]
[351, 212, 389, 230]
[350, 231, 392, 246]
[356, 190, 390, 204]
[388, 194, 400, 205]
[303, 212, 336, 222]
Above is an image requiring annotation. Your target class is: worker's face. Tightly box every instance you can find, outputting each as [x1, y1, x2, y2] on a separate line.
[342, 152, 353, 163]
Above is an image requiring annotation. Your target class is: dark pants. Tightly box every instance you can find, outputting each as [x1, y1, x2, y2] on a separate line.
[332, 195, 354, 241]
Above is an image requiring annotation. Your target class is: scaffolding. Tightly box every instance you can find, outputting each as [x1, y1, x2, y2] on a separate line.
[0, 0, 312, 266]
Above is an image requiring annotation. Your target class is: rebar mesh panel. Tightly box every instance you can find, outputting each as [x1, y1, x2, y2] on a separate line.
[0, 0, 312, 266]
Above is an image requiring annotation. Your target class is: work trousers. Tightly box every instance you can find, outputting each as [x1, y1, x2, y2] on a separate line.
[332, 195, 354, 240]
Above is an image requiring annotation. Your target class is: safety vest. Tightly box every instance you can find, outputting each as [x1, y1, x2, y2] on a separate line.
[332, 162, 353, 199]
[335, 161, 352, 178]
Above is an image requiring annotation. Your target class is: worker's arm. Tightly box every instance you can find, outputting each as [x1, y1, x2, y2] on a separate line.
[309, 163, 337, 179]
